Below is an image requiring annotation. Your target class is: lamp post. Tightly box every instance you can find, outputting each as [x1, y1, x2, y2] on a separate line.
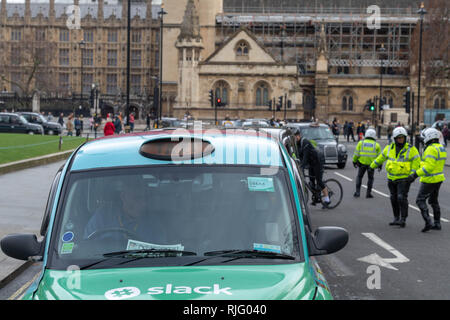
[378, 43, 386, 133]
[125, 0, 131, 130]
[416, 2, 427, 130]
[158, 5, 167, 128]
[79, 40, 85, 106]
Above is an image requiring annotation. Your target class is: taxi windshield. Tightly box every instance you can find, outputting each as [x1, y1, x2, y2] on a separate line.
[300, 126, 335, 141]
[49, 166, 302, 269]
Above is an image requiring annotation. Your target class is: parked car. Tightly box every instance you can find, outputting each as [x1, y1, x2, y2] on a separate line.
[1, 129, 348, 300]
[17, 112, 62, 135]
[287, 122, 348, 169]
[0, 112, 43, 135]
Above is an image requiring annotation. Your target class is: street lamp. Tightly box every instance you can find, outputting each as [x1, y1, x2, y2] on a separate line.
[416, 2, 427, 131]
[378, 43, 386, 136]
[125, 0, 131, 129]
[158, 4, 167, 127]
[79, 40, 85, 104]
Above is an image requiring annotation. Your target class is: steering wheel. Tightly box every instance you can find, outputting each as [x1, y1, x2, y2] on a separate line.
[87, 227, 140, 241]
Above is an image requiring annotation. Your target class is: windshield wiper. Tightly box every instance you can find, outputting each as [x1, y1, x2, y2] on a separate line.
[79, 249, 197, 270]
[185, 250, 295, 266]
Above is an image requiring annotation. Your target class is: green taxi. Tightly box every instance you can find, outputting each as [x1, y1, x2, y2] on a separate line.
[1, 128, 348, 299]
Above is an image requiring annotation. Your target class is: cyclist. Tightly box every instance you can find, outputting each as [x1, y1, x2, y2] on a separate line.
[293, 128, 331, 208]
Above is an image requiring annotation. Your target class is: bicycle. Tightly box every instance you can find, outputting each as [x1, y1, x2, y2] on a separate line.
[300, 170, 343, 209]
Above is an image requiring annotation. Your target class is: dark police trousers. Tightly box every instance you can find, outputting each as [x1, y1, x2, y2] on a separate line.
[416, 182, 442, 224]
[387, 179, 411, 221]
[355, 164, 374, 195]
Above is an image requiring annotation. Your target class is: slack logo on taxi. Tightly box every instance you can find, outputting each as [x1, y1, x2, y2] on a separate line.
[147, 284, 232, 295]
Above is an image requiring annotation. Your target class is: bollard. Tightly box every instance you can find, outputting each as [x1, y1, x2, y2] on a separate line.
[59, 135, 62, 151]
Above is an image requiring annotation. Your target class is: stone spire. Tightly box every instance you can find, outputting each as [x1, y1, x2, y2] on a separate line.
[1, 0, 6, 24]
[49, 0, 55, 23]
[25, 0, 31, 24]
[318, 23, 327, 55]
[98, 0, 104, 22]
[146, 0, 152, 21]
[178, 0, 201, 41]
[122, 0, 127, 24]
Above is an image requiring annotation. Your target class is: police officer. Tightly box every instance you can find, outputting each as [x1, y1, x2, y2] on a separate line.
[353, 129, 381, 198]
[407, 128, 447, 232]
[370, 127, 420, 227]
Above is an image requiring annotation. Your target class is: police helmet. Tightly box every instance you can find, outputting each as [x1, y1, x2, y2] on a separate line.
[422, 128, 440, 144]
[392, 127, 407, 139]
[364, 129, 376, 139]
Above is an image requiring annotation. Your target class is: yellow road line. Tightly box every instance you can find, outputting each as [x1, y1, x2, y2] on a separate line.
[7, 271, 41, 300]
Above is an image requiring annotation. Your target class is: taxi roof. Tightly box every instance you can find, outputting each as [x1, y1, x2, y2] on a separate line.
[70, 129, 285, 171]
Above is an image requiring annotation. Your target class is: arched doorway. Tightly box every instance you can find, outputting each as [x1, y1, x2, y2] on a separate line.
[101, 102, 115, 119]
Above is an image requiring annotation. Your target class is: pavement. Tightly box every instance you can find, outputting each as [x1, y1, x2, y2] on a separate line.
[0, 128, 448, 291]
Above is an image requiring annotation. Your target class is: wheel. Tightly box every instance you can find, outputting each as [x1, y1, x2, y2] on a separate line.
[337, 162, 346, 169]
[27, 131, 34, 135]
[322, 178, 343, 209]
[48, 130, 54, 135]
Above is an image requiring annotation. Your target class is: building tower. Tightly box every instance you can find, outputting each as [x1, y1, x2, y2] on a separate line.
[175, 0, 204, 111]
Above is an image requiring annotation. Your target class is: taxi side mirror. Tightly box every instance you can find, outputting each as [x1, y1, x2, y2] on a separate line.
[309, 227, 348, 256]
[1, 234, 43, 261]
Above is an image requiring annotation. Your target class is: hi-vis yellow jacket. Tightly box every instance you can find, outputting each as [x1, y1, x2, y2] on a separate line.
[353, 139, 381, 166]
[417, 143, 447, 184]
[370, 142, 420, 181]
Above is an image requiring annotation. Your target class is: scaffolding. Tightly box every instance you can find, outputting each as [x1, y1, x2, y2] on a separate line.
[216, 12, 417, 75]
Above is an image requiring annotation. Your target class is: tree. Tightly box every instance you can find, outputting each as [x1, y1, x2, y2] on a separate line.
[410, 0, 450, 84]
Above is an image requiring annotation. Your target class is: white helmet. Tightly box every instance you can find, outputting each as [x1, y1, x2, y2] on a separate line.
[392, 127, 408, 139]
[365, 129, 376, 139]
[422, 128, 440, 144]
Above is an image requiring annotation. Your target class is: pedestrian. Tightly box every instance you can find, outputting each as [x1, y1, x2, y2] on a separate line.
[407, 128, 446, 232]
[114, 115, 122, 134]
[348, 122, 356, 142]
[58, 113, 64, 128]
[66, 114, 74, 136]
[93, 113, 101, 138]
[89, 116, 94, 132]
[442, 125, 449, 147]
[331, 118, 339, 141]
[129, 112, 135, 132]
[103, 117, 115, 136]
[353, 129, 382, 198]
[74, 116, 82, 136]
[146, 113, 151, 131]
[356, 122, 363, 141]
[343, 121, 348, 140]
[387, 123, 394, 144]
[370, 127, 420, 228]
[47, 112, 53, 122]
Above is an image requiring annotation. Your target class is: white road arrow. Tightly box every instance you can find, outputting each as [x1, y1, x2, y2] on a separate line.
[357, 233, 410, 271]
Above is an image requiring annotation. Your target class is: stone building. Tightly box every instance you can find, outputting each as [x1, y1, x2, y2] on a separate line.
[0, 0, 161, 119]
[162, 0, 449, 125]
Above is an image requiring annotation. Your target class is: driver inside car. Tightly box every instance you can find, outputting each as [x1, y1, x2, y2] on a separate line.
[83, 176, 167, 247]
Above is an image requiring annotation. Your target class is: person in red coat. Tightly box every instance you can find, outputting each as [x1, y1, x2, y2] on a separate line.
[103, 118, 116, 136]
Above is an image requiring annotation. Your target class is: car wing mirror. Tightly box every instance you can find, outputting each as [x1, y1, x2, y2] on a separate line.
[1, 234, 43, 261]
[309, 227, 348, 256]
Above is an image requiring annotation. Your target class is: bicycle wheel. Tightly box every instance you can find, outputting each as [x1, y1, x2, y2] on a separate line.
[322, 178, 343, 209]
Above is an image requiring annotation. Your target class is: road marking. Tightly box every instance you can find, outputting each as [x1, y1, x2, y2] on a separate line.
[333, 171, 449, 223]
[358, 233, 410, 271]
[7, 271, 41, 300]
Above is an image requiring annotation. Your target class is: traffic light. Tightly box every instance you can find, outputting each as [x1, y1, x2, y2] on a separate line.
[369, 100, 375, 112]
[403, 90, 411, 113]
[287, 100, 292, 109]
[277, 96, 283, 111]
[267, 100, 272, 111]
[215, 98, 223, 107]
[209, 90, 214, 107]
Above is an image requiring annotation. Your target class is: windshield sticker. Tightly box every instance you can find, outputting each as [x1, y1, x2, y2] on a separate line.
[61, 242, 74, 254]
[127, 239, 184, 252]
[62, 231, 74, 243]
[247, 177, 274, 192]
[253, 243, 282, 254]
[104, 287, 141, 300]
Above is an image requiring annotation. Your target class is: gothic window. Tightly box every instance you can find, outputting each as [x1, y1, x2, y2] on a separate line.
[236, 41, 249, 58]
[214, 80, 230, 105]
[433, 94, 446, 109]
[342, 92, 354, 111]
[255, 82, 270, 106]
